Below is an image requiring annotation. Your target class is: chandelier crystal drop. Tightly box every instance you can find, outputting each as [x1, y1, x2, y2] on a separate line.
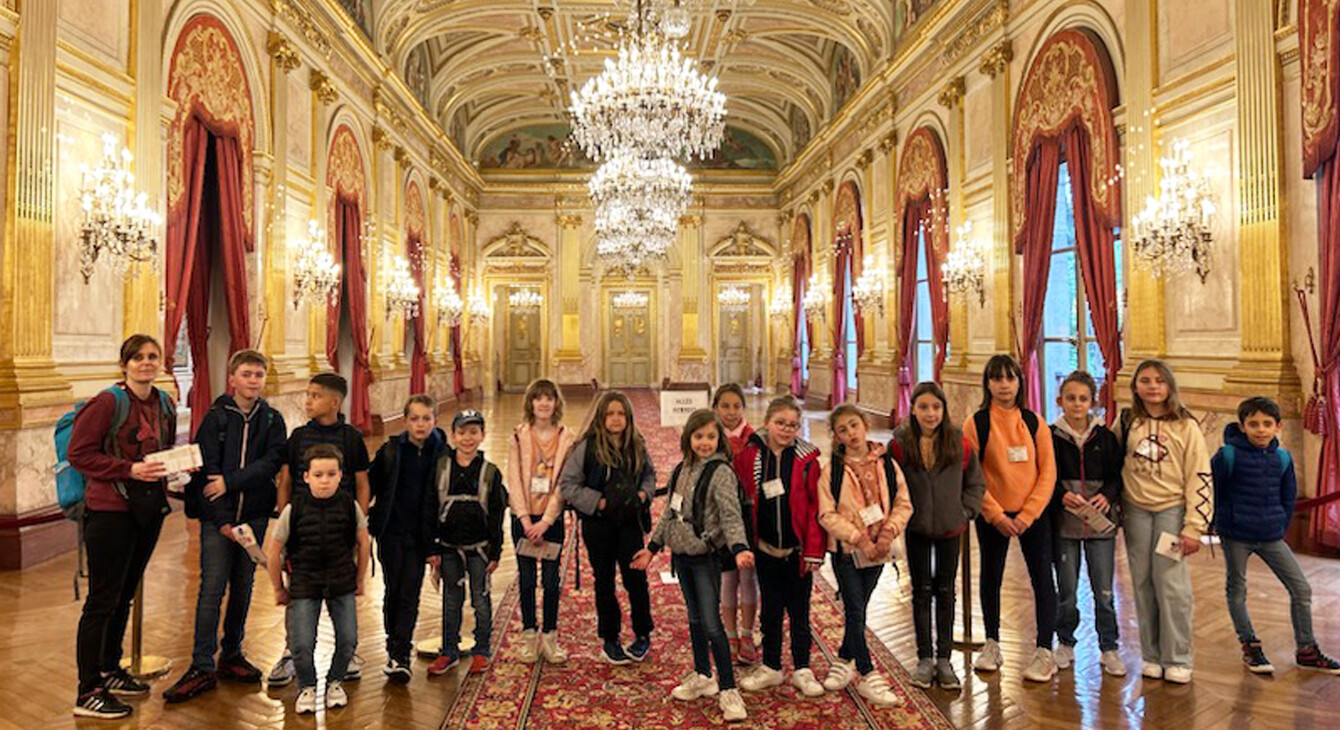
[718, 285, 750, 313]
[384, 255, 421, 321]
[433, 276, 463, 327]
[508, 287, 543, 314]
[768, 283, 792, 316]
[851, 254, 885, 316]
[802, 271, 828, 322]
[290, 220, 342, 310]
[612, 290, 650, 312]
[942, 220, 988, 307]
[77, 133, 162, 283]
[1130, 139, 1217, 283]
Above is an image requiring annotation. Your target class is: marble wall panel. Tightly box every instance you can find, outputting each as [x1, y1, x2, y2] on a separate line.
[1158, 0, 1233, 86]
[287, 72, 311, 173]
[59, 0, 130, 71]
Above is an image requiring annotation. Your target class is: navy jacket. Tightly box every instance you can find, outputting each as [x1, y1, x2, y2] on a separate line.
[186, 394, 287, 527]
[1211, 423, 1296, 543]
[368, 427, 446, 540]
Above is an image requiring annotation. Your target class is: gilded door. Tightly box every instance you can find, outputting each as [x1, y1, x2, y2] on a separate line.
[504, 288, 542, 391]
[607, 296, 652, 385]
[719, 301, 751, 385]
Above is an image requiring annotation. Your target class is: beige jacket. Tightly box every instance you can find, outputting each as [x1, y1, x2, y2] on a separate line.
[506, 422, 577, 526]
[817, 447, 913, 554]
[1121, 415, 1213, 538]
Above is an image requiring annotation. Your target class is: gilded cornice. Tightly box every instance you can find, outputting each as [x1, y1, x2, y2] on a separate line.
[940, 1, 1009, 67]
[267, 32, 301, 74]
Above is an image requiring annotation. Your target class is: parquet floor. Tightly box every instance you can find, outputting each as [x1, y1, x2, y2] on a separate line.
[2, 392, 1338, 729]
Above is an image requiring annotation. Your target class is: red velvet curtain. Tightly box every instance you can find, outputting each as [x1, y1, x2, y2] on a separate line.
[790, 252, 809, 396]
[1317, 138, 1340, 547]
[1064, 126, 1124, 424]
[326, 197, 372, 433]
[164, 118, 251, 435]
[831, 242, 851, 406]
[450, 253, 465, 396]
[408, 233, 428, 394]
[896, 201, 925, 418]
[1016, 138, 1064, 413]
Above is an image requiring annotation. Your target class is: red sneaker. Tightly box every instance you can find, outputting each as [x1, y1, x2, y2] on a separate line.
[427, 655, 459, 677]
[468, 655, 489, 675]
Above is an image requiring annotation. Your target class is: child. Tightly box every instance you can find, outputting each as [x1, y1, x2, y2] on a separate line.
[817, 405, 910, 706]
[965, 354, 1058, 681]
[426, 410, 507, 677]
[558, 391, 657, 664]
[165, 350, 287, 703]
[891, 382, 985, 691]
[735, 397, 827, 698]
[368, 394, 446, 682]
[506, 379, 577, 665]
[269, 373, 371, 686]
[1213, 396, 1340, 675]
[1120, 359, 1210, 684]
[1049, 372, 1125, 677]
[633, 409, 753, 723]
[714, 384, 760, 665]
[265, 444, 370, 715]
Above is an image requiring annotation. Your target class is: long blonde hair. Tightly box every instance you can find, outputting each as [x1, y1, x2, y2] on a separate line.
[581, 390, 648, 475]
[1129, 359, 1193, 422]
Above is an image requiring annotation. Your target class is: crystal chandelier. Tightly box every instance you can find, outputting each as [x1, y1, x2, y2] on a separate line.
[718, 285, 750, 314]
[433, 276, 463, 327]
[383, 255, 421, 320]
[768, 283, 792, 316]
[942, 220, 988, 307]
[851, 254, 885, 316]
[467, 288, 490, 327]
[290, 219, 342, 309]
[76, 133, 162, 283]
[508, 287, 543, 314]
[1130, 139, 1217, 283]
[612, 290, 649, 312]
[802, 271, 828, 322]
[659, 0, 691, 38]
[590, 152, 692, 267]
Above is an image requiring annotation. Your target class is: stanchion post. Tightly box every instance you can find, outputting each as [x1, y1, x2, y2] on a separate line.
[573, 515, 582, 592]
[953, 527, 984, 649]
[122, 579, 172, 678]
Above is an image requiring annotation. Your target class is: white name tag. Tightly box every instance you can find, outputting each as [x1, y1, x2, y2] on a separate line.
[859, 503, 884, 526]
[1006, 446, 1029, 463]
[530, 476, 551, 494]
[670, 494, 683, 513]
[762, 478, 785, 499]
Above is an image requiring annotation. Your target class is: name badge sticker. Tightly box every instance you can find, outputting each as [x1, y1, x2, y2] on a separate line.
[670, 494, 683, 513]
[530, 476, 552, 494]
[859, 503, 884, 526]
[762, 479, 785, 499]
[1007, 446, 1029, 463]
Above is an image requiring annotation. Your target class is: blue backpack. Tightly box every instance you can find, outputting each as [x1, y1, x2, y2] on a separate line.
[1218, 442, 1292, 478]
[53, 385, 174, 520]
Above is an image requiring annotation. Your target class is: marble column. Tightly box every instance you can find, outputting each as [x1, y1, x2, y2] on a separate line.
[1122, 1, 1166, 363]
[980, 41, 1015, 354]
[940, 77, 970, 371]
[553, 213, 584, 385]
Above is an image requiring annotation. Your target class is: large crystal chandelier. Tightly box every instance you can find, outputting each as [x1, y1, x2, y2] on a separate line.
[76, 133, 162, 283]
[433, 276, 463, 327]
[590, 153, 692, 265]
[718, 285, 750, 314]
[1130, 138, 1217, 282]
[768, 283, 792, 316]
[851, 254, 885, 316]
[942, 220, 988, 307]
[383, 255, 421, 320]
[290, 219, 342, 309]
[508, 287, 543, 314]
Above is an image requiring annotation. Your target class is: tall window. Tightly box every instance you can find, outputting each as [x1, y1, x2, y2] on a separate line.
[842, 258, 858, 391]
[913, 227, 935, 382]
[1039, 161, 1124, 421]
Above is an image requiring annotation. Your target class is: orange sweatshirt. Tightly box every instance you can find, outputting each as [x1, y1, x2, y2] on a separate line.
[964, 403, 1056, 528]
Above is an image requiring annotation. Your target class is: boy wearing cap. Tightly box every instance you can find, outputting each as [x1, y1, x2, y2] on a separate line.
[425, 410, 507, 677]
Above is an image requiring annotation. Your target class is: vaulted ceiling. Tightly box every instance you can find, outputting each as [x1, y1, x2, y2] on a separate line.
[367, 0, 897, 169]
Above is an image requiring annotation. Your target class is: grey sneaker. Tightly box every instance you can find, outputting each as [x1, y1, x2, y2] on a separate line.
[936, 659, 961, 690]
[909, 658, 935, 689]
[268, 653, 295, 687]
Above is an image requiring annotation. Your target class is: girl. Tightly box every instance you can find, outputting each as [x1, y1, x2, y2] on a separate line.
[1050, 371, 1126, 677]
[558, 391, 657, 665]
[817, 405, 911, 706]
[734, 397, 826, 698]
[507, 379, 578, 665]
[891, 382, 985, 691]
[713, 384, 759, 664]
[634, 409, 753, 722]
[1120, 360, 1210, 684]
[68, 335, 177, 719]
[966, 354, 1058, 682]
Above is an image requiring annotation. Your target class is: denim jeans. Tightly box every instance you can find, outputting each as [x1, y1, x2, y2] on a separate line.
[191, 517, 268, 671]
[1054, 537, 1119, 651]
[976, 514, 1057, 647]
[906, 532, 959, 659]
[1222, 538, 1315, 648]
[288, 593, 357, 689]
[1123, 502, 1194, 667]
[673, 554, 736, 689]
[756, 550, 813, 671]
[76, 510, 164, 695]
[442, 549, 492, 658]
[378, 534, 426, 664]
[832, 553, 883, 675]
[512, 515, 564, 633]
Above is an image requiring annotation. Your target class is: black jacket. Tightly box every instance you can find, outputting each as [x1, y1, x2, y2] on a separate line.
[186, 394, 287, 527]
[287, 488, 359, 600]
[369, 428, 446, 540]
[424, 448, 507, 562]
[1049, 417, 1123, 539]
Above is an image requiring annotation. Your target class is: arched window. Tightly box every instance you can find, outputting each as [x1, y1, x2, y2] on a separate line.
[913, 226, 935, 381]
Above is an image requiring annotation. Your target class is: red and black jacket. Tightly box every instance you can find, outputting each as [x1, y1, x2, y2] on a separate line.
[733, 429, 825, 568]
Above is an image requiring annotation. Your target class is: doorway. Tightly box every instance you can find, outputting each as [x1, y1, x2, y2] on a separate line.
[605, 290, 653, 386]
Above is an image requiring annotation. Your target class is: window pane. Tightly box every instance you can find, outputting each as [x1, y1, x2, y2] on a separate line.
[1052, 162, 1076, 252]
[844, 264, 857, 387]
[916, 280, 932, 343]
[1043, 340, 1079, 422]
[916, 228, 928, 281]
[918, 343, 936, 384]
[1044, 250, 1077, 339]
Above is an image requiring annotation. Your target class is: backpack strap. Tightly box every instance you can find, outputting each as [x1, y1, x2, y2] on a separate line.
[688, 460, 729, 538]
[880, 453, 898, 505]
[102, 386, 132, 458]
[1118, 408, 1134, 450]
[830, 453, 846, 505]
[1021, 409, 1040, 439]
[476, 461, 496, 510]
[1279, 448, 1292, 475]
[1220, 443, 1236, 477]
[973, 410, 992, 454]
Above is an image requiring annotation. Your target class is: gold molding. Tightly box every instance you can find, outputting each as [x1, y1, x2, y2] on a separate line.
[267, 31, 301, 74]
[308, 69, 337, 104]
[938, 76, 966, 109]
[978, 40, 1013, 78]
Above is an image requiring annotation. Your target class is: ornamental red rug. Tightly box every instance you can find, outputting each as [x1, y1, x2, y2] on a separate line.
[442, 389, 953, 730]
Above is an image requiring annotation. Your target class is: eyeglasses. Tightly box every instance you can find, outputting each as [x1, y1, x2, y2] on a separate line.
[770, 420, 800, 431]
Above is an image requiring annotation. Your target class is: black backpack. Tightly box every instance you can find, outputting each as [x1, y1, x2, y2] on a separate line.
[973, 408, 1040, 455]
[667, 459, 754, 568]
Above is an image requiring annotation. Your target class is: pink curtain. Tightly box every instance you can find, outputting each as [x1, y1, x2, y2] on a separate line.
[164, 118, 251, 436]
[790, 252, 809, 396]
[326, 197, 372, 433]
[831, 241, 851, 406]
[408, 233, 428, 394]
[896, 201, 925, 418]
[450, 253, 465, 396]
[1016, 138, 1064, 413]
[1317, 137, 1340, 547]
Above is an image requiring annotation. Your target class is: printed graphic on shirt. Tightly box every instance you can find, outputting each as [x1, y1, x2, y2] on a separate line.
[1131, 433, 1169, 475]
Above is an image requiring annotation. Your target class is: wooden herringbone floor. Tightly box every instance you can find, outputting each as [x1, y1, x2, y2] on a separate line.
[2, 392, 1338, 728]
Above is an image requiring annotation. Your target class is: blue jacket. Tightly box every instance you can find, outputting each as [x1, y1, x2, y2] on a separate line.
[1210, 423, 1296, 542]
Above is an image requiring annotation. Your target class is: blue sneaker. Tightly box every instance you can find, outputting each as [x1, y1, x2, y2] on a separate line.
[601, 640, 632, 665]
[626, 635, 651, 662]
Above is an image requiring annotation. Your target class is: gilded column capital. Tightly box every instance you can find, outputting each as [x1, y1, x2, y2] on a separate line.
[309, 69, 337, 104]
[680, 214, 703, 228]
[878, 131, 898, 154]
[267, 32, 301, 73]
[938, 76, 966, 109]
[465, 211, 479, 226]
[371, 125, 391, 150]
[428, 176, 441, 192]
[978, 40, 1014, 78]
[822, 178, 835, 194]
[556, 214, 583, 228]
[808, 189, 821, 204]
[393, 145, 409, 165]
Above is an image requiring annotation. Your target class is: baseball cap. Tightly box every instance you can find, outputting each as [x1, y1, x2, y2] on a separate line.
[452, 409, 486, 430]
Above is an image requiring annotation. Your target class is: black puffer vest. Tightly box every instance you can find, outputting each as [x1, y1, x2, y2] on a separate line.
[287, 489, 358, 599]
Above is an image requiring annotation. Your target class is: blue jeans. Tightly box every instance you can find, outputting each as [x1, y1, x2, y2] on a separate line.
[512, 515, 564, 632]
[288, 593, 357, 689]
[673, 554, 735, 689]
[1222, 538, 1315, 648]
[442, 550, 492, 658]
[1054, 537, 1119, 651]
[191, 517, 268, 671]
[833, 553, 883, 675]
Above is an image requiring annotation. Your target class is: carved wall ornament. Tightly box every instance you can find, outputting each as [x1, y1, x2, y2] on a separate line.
[1301, 0, 1340, 174]
[938, 76, 965, 109]
[978, 39, 1014, 78]
[481, 222, 551, 270]
[941, 2, 1008, 66]
[272, 0, 332, 59]
[894, 126, 949, 260]
[309, 69, 337, 104]
[267, 32, 301, 74]
[327, 124, 366, 205]
[856, 148, 875, 169]
[792, 213, 812, 260]
[405, 181, 426, 237]
[711, 222, 777, 260]
[556, 214, 583, 229]
[878, 131, 898, 154]
[394, 145, 410, 165]
[371, 125, 391, 150]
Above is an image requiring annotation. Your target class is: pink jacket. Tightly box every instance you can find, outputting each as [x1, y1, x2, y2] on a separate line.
[817, 446, 913, 554]
[506, 423, 577, 525]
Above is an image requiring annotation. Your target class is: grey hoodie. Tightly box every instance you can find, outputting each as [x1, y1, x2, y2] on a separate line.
[891, 425, 986, 538]
[647, 452, 749, 557]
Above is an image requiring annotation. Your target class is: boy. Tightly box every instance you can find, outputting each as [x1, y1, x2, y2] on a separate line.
[266, 444, 370, 714]
[369, 394, 445, 682]
[269, 372, 371, 686]
[164, 350, 287, 703]
[425, 410, 506, 677]
[1213, 396, 1340, 675]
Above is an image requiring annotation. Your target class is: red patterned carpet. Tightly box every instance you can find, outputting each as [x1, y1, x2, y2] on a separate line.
[442, 389, 953, 729]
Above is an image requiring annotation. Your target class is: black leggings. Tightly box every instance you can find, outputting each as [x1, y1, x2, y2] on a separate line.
[906, 532, 960, 658]
[581, 516, 653, 642]
[975, 514, 1056, 648]
[76, 510, 164, 695]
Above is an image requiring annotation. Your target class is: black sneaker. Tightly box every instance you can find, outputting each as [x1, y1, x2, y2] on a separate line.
[73, 689, 132, 719]
[217, 654, 262, 683]
[101, 668, 151, 696]
[343, 652, 363, 681]
[1242, 642, 1274, 674]
[387, 659, 412, 685]
[601, 640, 633, 665]
[1297, 645, 1340, 674]
[162, 667, 217, 703]
[626, 635, 651, 662]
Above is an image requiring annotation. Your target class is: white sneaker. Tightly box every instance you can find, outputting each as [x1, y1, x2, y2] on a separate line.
[856, 673, 904, 707]
[739, 665, 784, 692]
[269, 653, 295, 687]
[344, 653, 363, 681]
[294, 686, 317, 714]
[325, 680, 347, 709]
[1141, 661, 1163, 680]
[518, 630, 539, 664]
[1163, 665, 1193, 684]
[1023, 648, 1057, 682]
[790, 668, 825, 697]
[671, 672, 719, 700]
[718, 688, 748, 722]
[1054, 644, 1074, 670]
[973, 639, 1003, 673]
[822, 659, 856, 691]
[541, 632, 568, 664]
[1101, 650, 1127, 677]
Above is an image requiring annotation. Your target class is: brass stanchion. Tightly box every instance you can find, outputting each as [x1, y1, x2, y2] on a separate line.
[953, 528, 984, 649]
[120, 579, 172, 678]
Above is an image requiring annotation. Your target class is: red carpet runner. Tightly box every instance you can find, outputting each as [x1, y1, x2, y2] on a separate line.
[442, 389, 953, 729]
